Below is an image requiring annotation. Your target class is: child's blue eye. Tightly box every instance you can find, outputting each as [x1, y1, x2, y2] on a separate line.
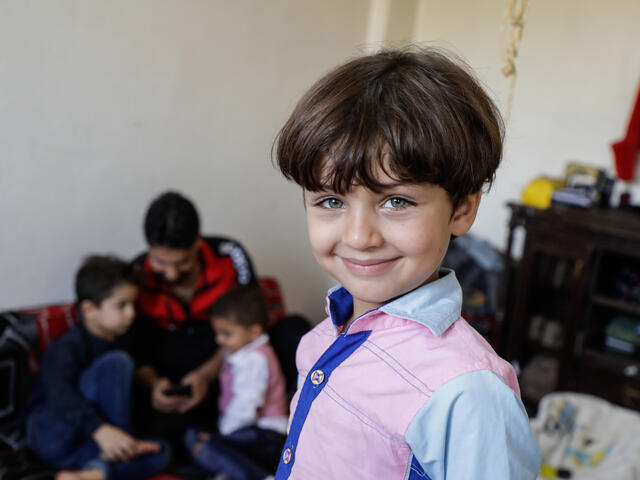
[320, 198, 345, 209]
[383, 197, 410, 209]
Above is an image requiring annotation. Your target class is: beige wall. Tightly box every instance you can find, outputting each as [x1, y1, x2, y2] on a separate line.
[411, 0, 640, 247]
[0, 0, 370, 321]
[1, 0, 639, 321]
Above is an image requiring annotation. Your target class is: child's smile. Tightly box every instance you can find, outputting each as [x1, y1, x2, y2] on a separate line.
[304, 168, 480, 322]
[340, 256, 401, 276]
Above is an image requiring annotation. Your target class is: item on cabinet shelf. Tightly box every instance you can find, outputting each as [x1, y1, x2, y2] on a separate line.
[618, 193, 640, 214]
[528, 315, 544, 342]
[598, 176, 616, 208]
[611, 180, 640, 212]
[541, 320, 564, 351]
[551, 260, 570, 289]
[528, 316, 564, 351]
[551, 186, 599, 208]
[605, 316, 640, 354]
[564, 163, 607, 191]
[614, 266, 640, 303]
[520, 354, 559, 403]
[522, 177, 564, 209]
[521, 164, 613, 210]
[552, 164, 612, 209]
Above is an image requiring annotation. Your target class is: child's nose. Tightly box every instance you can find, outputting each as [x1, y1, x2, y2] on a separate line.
[344, 209, 383, 250]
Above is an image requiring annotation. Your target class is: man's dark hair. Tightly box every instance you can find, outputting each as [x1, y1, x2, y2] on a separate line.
[75, 255, 138, 306]
[144, 191, 200, 249]
[210, 285, 269, 328]
[275, 47, 504, 211]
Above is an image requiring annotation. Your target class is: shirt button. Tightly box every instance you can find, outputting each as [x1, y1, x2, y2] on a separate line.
[310, 369, 325, 385]
[283, 447, 293, 464]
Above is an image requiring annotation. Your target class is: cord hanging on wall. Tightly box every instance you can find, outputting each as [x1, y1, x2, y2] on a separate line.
[501, 0, 529, 123]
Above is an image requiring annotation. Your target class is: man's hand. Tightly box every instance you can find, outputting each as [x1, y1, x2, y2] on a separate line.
[151, 377, 186, 413]
[93, 424, 138, 462]
[177, 368, 210, 413]
[176, 351, 223, 413]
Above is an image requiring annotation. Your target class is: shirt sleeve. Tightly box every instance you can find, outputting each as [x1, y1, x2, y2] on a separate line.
[40, 336, 104, 438]
[218, 238, 256, 286]
[405, 369, 541, 480]
[218, 351, 269, 435]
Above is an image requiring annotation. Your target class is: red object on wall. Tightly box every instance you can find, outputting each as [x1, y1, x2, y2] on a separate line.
[612, 83, 640, 181]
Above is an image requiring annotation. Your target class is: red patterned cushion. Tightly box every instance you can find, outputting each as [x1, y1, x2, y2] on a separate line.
[17, 303, 78, 355]
[259, 277, 286, 328]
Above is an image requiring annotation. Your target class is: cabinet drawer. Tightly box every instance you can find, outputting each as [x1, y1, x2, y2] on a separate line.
[578, 349, 640, 410]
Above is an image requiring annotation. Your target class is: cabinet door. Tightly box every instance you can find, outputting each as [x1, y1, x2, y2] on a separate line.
[506, 231, 592, 405]
[578, 249, 640, 411]
[578, 349, 640, 409]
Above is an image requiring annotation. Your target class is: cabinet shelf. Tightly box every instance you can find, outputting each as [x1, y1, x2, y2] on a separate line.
[502, 203, 640, 412]
[591, 295, 640, 317]
[526, 339, 563, 356]
[583, 348, 640, 367]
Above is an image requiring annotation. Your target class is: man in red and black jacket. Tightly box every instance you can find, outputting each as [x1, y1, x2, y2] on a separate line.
[131, 191, 255, 446]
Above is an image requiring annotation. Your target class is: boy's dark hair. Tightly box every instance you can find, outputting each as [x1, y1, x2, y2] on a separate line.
[144, 191, 200, 249]
[75, 255, 138, 306]
[210, 285, 269, 328]
[275, 47, 504, 211]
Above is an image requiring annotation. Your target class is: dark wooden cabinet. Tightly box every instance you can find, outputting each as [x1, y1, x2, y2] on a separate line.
[502, 203, 640, 411]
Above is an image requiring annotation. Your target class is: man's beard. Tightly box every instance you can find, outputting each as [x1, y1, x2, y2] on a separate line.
[154, 271, 191, 287]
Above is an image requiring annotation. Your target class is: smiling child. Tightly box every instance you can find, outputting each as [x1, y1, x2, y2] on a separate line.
[273, 48, 542, 479]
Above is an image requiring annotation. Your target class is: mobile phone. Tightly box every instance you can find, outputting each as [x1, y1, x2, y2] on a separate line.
[163, 384, 192, 397]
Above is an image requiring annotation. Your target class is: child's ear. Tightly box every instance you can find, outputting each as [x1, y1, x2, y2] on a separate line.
[249, 323, 263, 340]
[450, 191, 482, 236]
[79, 299, 98, 319]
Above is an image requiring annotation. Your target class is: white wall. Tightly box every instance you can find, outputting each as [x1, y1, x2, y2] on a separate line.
[411, 0, 640, 248]
[2, 0, 639, 321]
[0, 0, 370, 322]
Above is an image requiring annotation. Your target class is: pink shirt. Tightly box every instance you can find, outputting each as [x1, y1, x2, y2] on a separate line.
[275, 271, 540, 479]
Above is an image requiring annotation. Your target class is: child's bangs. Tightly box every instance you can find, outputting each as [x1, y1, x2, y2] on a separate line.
[276, 47, 504, 208]
[310, 133, 412, 194]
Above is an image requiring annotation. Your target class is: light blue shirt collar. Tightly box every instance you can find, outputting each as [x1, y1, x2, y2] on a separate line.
[327, 269, 462, 337]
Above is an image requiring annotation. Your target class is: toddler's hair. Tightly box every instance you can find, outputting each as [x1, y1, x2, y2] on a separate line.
[276, 47, 504, 210]
[210, 285, 269, 328]
[75, 255, 137, 306]
[144, 191, 200, 249]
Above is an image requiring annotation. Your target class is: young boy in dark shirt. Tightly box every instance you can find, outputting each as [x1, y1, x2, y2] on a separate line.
[26, 256, 171, 480]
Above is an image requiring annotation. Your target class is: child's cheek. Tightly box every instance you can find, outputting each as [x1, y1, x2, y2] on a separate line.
[307, 220, 335, 252]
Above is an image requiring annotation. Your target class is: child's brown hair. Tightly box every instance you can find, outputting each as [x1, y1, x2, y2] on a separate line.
[275, 47, 503, 211]
[75, 255, 138, 306]
[210, 285, 269, 328]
